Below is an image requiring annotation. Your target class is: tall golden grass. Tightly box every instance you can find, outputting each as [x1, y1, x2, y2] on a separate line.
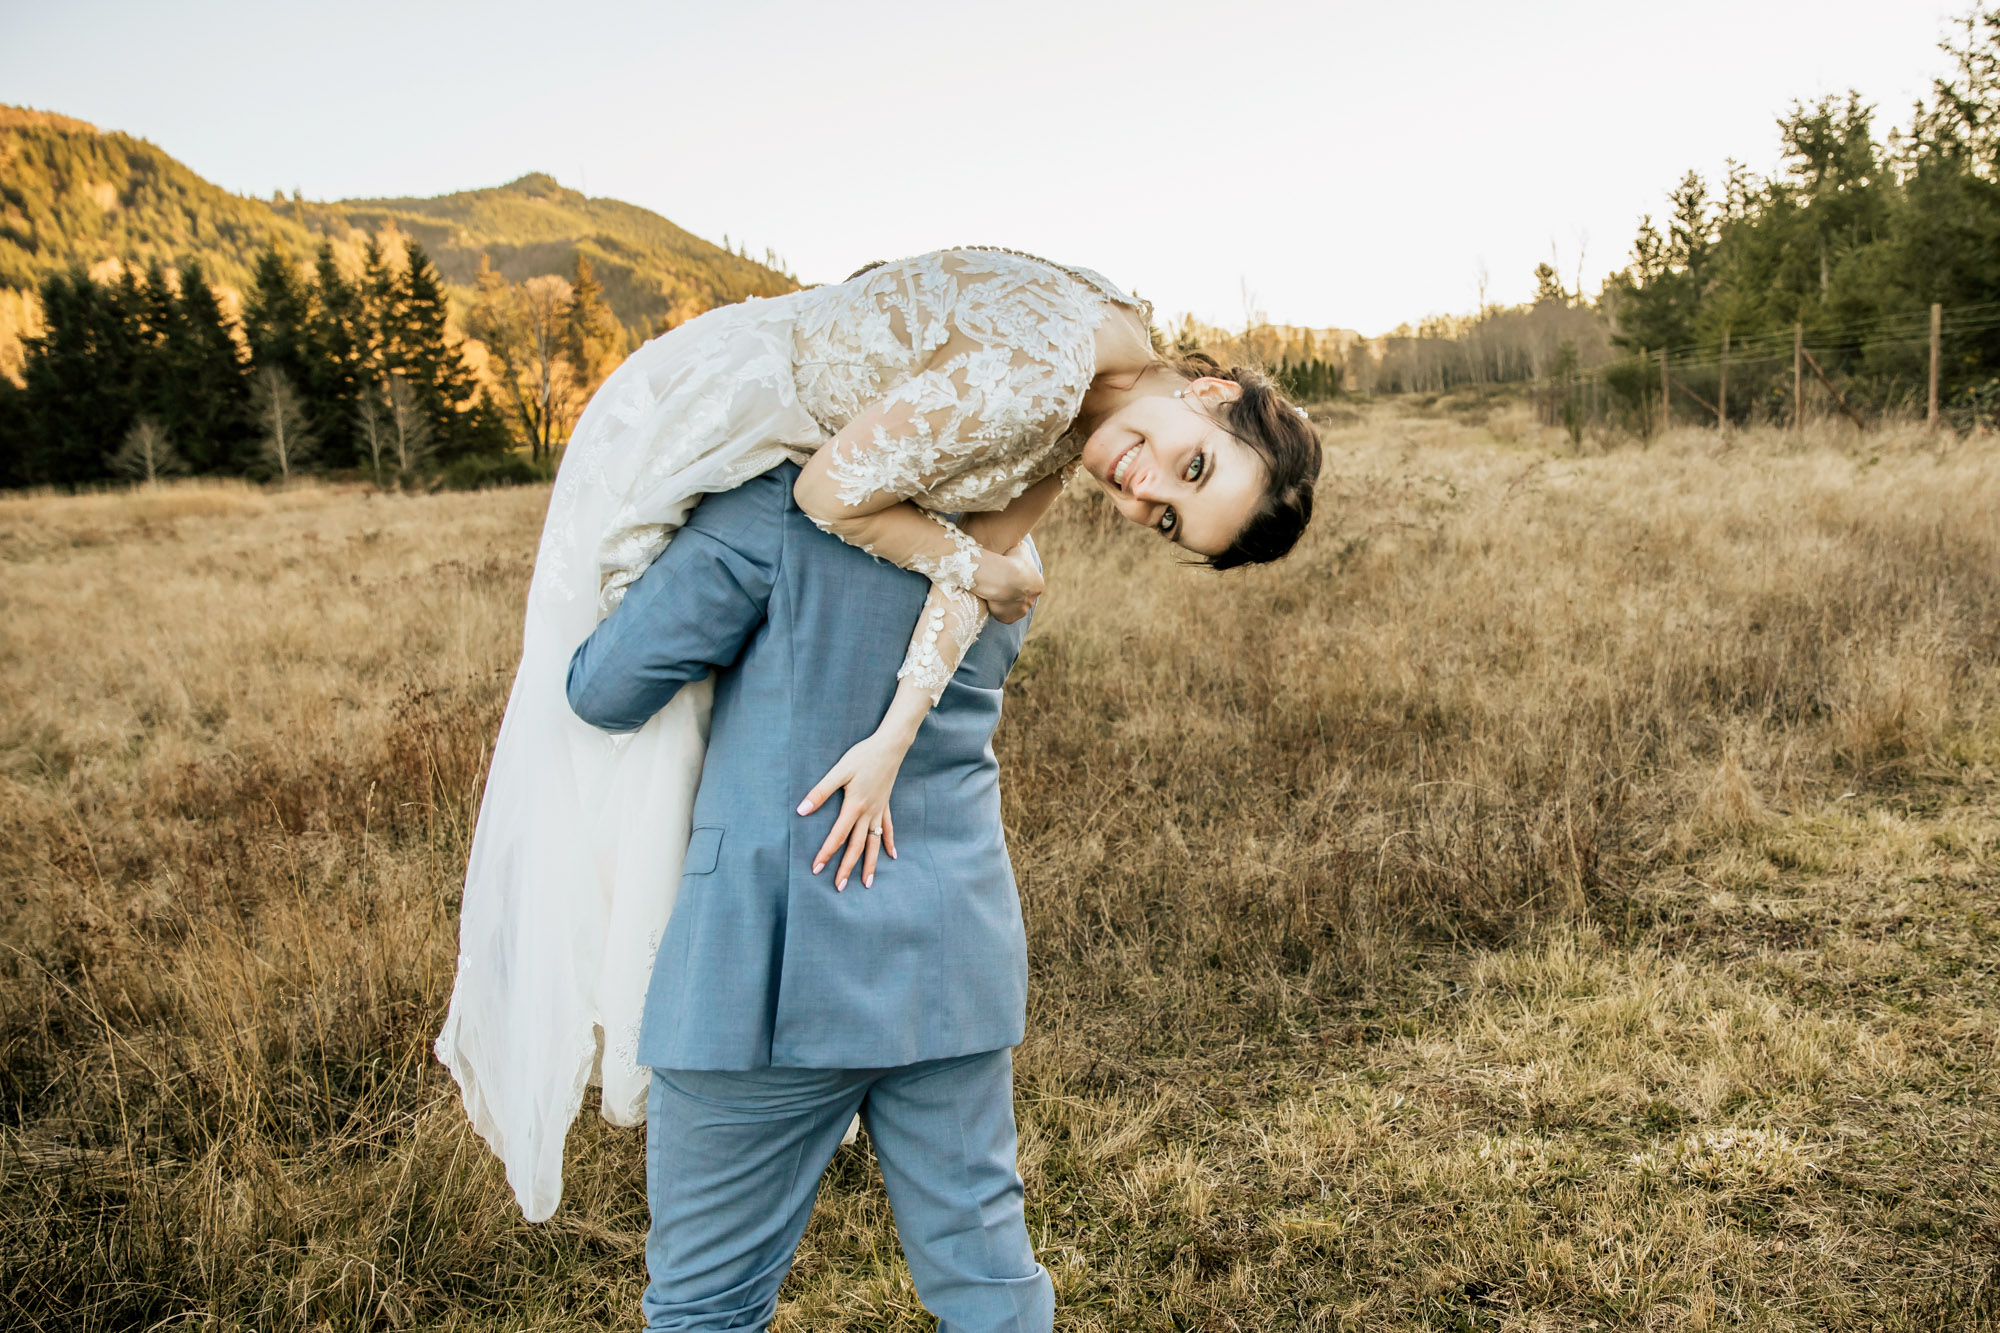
[2, 400, 1996, 1329]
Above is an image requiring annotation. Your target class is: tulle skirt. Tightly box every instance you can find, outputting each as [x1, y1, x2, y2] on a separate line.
[433, 294, 824, 1221]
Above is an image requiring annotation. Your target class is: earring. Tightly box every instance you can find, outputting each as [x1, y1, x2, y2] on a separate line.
[1173, 389, 1184, 398]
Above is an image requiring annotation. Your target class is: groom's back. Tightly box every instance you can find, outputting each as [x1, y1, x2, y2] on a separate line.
[601, 465, 1033, 1072]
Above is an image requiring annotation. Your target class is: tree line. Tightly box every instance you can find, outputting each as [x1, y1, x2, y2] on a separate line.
[1588, 10, 2000, 429]
[1330, 8, 2000, 427]
[0, 238, 534, 488]
[1598, 6, 2000, 426]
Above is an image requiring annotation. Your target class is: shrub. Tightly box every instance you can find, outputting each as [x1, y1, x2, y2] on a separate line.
[432, 452, 549, 491]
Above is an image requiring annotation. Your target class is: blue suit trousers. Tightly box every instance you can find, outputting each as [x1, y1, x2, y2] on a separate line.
[642, 1048, 1054, 1332]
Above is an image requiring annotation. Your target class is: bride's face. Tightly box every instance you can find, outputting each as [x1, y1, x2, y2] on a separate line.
[1077, 378, 1267, 555]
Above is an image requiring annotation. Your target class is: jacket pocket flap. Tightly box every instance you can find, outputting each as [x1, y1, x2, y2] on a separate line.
[683, 825, 723, 876]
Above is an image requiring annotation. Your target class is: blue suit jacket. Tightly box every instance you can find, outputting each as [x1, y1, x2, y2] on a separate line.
[566, 465, 1033, 1070]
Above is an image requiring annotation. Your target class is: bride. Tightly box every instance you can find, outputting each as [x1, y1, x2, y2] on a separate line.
[435, 246, 1320, 1220]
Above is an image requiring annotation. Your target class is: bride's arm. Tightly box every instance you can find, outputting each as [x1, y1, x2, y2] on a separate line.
[789, 421, 1067, 890]
[793, 397, 1062, 698]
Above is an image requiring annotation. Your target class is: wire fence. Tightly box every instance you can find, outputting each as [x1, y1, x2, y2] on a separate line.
[1526, 299, 2000, 438]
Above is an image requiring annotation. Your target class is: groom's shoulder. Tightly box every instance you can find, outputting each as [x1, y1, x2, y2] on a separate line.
[683, 462, 803, 553]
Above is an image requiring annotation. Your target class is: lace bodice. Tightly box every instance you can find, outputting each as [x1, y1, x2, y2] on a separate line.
[791, 247, 1148, 511]
[784, 247, 1150, 699]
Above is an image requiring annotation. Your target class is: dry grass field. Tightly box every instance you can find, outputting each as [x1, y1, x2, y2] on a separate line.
[3, 398, 1997, 1331]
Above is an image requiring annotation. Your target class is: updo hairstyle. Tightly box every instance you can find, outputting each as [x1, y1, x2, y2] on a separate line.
[1150, 352, 1321, 571]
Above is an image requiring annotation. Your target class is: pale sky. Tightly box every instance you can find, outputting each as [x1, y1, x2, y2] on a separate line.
[0, 0, 1967, 334]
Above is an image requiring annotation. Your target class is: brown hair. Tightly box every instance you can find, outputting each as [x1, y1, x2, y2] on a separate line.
[1143, 352, 1321, 571]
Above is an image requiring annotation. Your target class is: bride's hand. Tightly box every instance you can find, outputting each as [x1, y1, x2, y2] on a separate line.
[797, 727, 910, 891]
[973, 543, 1043, 624]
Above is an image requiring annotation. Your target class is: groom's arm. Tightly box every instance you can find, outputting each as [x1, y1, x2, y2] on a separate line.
[566, 479, 783, 734]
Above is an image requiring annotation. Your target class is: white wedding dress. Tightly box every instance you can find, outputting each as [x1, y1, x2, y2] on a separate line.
[434, 247, 1149, 1221]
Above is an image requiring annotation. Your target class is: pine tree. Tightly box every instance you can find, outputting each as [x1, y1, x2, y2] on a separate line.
[565, 252, 626, 391]
[306, 242, 366, 468]
[1533, 262, 1568, 305]
[388, 243, 498, 460]
[136, 261, 181, 408]
[0, 377, 28, 489]
[167, 260, 252, 473]
[19, 268, 139, 484]
[244, 250, 314, 397]
[356, 238, 394, 386]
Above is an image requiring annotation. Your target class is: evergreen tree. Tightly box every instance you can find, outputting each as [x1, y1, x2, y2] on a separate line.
[167, 260, 252, 473]
[564, 252, 626, 392]
[243, 250, 314, 398]
[131, 261, 188, 464]
[0, 376, 27, 489]
[1533, 262, 1568, 305]
[356, 238, 395, 386]
[18, 268, 138, 483]
[306, 242, 366, 468]
[1602, 14, 2000, 422]
[387, 243, 505, 459]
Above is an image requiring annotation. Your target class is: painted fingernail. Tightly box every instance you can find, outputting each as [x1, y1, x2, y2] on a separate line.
[837, 877, 847, 890]
[813, 861, 824, 874]
[864, 874, 873, 888]
[797, 801, 811, 815]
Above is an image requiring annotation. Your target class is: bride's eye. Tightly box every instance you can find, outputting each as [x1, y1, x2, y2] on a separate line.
[1158, 506, 1178, 539]
[1185, 451, 1205, 483]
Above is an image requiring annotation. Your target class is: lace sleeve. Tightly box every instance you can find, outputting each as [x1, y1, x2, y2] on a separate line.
[895, 514, 988, 705]
[797, 496, 992, 706]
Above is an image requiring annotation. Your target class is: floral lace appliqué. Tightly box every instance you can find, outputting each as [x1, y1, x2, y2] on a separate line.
[789, 248, 1145, 693]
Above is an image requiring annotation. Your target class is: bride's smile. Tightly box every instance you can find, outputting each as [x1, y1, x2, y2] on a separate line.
[1078, 376, 1272, 556]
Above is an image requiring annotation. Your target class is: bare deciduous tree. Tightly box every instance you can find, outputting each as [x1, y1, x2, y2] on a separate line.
[470, 262, 581, 461]
[254, 367, 316, 482]
[385, 374, 433, 475]
[355, 387, 388, 483]
[110, 416, 188, 486]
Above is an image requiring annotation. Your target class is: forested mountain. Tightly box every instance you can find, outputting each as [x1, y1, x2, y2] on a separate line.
[0, 105, 798, 378]
[0, 107, 311, 294]
[306, 173, 798, 336]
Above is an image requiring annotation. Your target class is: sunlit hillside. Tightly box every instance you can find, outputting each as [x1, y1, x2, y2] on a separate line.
[316, 172, 799, 335]
[0, 107, 311, 294]
[0, 106, 796, 375]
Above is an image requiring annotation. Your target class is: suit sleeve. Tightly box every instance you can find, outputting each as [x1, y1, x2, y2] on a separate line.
[566, 490, 781, 734]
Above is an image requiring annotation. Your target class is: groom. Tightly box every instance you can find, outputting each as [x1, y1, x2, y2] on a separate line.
[565, 463, 1054, 1332]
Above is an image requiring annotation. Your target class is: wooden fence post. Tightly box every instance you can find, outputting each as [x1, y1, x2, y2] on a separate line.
[1638, 347, 1651, 442]
[1929, 302, 1942, 432]
[1800, 320, 1816, 430]
[1660, 348, 1670, 429]
[1718, 328, 1730, 429]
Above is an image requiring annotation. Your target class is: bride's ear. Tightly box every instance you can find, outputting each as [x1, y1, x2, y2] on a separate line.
[1188, 376, 1243, 405]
